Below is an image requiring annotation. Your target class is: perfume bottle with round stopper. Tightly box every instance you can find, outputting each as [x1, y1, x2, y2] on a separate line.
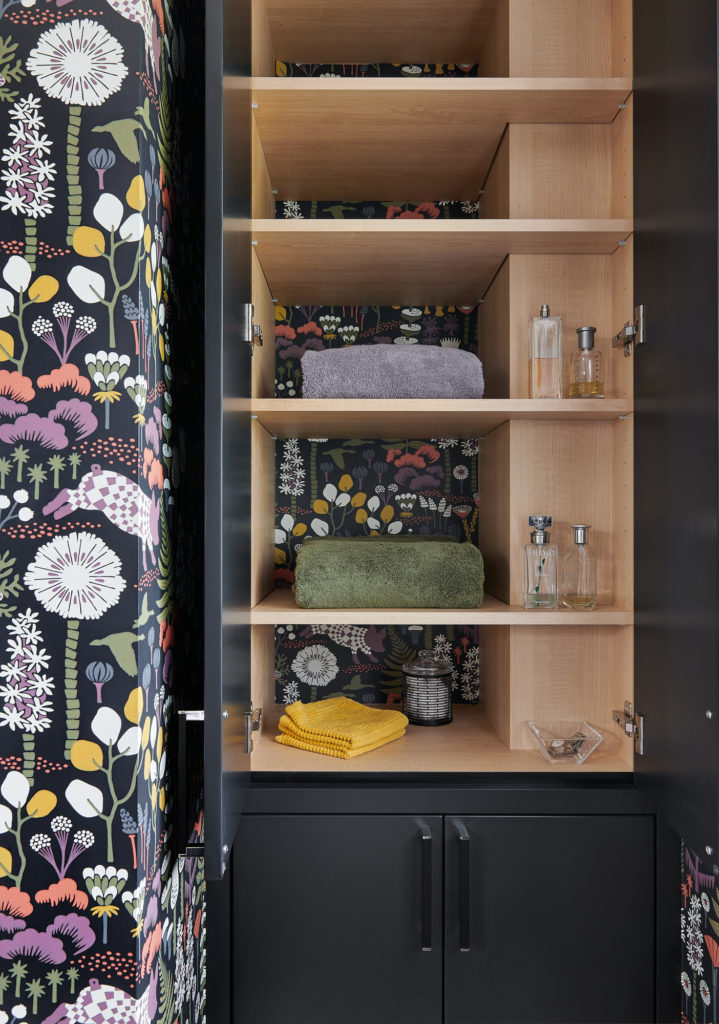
[562, 524, 596, 609]
[569, 326, 605, 398]
[529, 304, 562, 398]
[524, 515, 558, 609]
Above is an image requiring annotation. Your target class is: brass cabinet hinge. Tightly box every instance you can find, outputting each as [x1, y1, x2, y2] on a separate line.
[613, 700, 645, 756]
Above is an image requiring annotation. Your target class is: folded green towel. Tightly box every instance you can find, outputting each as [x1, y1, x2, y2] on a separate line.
[312, 535, 459, 543]
[293, 536, 484, 608]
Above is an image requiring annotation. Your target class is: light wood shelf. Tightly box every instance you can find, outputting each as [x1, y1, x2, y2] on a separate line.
[242, 77, 632, 198]
[240, 588, 633, 626]
[242, 219, 633, 304]
[239, 398, 633, 437]
[250, 703, 631, 773]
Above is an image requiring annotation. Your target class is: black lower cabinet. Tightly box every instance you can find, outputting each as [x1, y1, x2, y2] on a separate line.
[233, 814, 444, 1024]
[233, 813, 654, 1024]
[443, 816, 655, 1024]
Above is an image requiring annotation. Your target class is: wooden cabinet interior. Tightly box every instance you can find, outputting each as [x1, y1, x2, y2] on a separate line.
[231, 0, 635, 773]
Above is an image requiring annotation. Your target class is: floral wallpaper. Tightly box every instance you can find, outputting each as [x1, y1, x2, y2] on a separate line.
[276, 61, 480, 78]
[274, 303, 479, 397]
[681, 841, 719, 1024]
[275, 624, 481, 706]
[0, 0, 204, 1019]
[274, 432, 481, 709]
[276, 200, 481, 220]
[275, 436, 480, 576]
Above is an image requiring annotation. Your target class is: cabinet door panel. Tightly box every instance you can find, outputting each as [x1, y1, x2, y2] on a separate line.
[444, 816, 654, 1024]
[634, 0, 719, 858]
[234, 814, 443, 1024]
[203, 0, 253, 881]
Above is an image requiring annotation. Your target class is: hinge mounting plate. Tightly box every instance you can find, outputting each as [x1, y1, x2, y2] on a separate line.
[612, 304, 645, 357]
[612, 700, 645, 756]
[244, 702, 263, 754]
[244, 303, 264, 355]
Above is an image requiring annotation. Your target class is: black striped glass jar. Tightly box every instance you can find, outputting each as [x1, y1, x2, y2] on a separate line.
[401, 654, 453, 726]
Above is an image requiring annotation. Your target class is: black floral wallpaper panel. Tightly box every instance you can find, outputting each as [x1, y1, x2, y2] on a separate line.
[275, 624, 481, 707]
[275, 303, 479, 397]
[276, 200, 480, 219]
[276, 61, 480, 78]
[0, 0, 205, 1020]
[682, 840, 719, 1024]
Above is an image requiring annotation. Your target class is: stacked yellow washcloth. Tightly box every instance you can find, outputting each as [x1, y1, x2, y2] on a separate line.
[275, 697, 408, 759]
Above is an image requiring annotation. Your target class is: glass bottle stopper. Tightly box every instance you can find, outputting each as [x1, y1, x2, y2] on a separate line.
[529, 514, 553, 543]
[540, 304, 550, 316]
[572, 524, 591, 544]
[576, 326, 597, 350]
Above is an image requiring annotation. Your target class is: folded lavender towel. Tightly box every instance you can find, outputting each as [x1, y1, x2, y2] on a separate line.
[301, 345, 485, 399]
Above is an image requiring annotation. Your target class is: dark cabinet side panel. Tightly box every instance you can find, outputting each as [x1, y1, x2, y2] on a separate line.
[444, 816, 655, 1024]
[233, 815, 444, 1024]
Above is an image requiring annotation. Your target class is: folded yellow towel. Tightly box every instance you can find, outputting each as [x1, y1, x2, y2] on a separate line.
[276, 726, 407, 759]
[274, 697, 408, 759]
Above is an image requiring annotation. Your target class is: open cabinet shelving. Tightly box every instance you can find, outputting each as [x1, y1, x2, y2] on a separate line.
[223, 0, 636, 776]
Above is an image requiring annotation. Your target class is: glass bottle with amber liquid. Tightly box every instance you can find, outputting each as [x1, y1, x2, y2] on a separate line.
[529, 304, 562, 398]
[569, 326, 605, 398]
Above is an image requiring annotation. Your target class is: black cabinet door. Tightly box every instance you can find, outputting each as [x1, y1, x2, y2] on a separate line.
[233, 815, 443, 1024]
[444, 816, 654, 1024]
[203, 0, 253, 881]
[634, 1, 719, 855]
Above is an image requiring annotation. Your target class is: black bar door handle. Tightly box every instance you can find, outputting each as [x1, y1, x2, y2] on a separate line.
[420, 823, 432, 951]
[456, 821, 471, 951]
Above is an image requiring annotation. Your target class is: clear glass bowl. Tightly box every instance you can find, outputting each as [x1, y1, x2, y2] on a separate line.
[526, 720, 604, 765]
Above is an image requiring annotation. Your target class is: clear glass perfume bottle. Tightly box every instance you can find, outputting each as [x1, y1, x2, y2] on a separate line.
[562, 524, 596, 609]
[569, 326, 605, 398]
[529, 304, 562, 398]
[524, 515, 558, 609]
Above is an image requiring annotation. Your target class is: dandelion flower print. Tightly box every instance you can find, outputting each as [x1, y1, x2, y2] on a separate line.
[682, 970, 692, 1015]
[291, 644, 338, 699]
[24, 532, 125, 758]
[700, 978, 710, 1006]
[27, 20, 128, 245]
[25, 531, 124, 619]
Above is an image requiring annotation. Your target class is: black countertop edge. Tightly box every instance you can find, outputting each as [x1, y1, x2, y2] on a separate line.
[248, 770, 636, 789]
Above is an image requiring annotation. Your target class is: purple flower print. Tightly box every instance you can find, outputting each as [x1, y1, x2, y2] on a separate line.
[48, 398, 97, 440]
[31, 303, 97, 366]
[0, 928, 65, 964]
[29, 816, 94, 880]
[0, 913, 95, 963]
[0, 913, 26, 934]
[0, 414, 68, 450]
[46, 912, 95, 954]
